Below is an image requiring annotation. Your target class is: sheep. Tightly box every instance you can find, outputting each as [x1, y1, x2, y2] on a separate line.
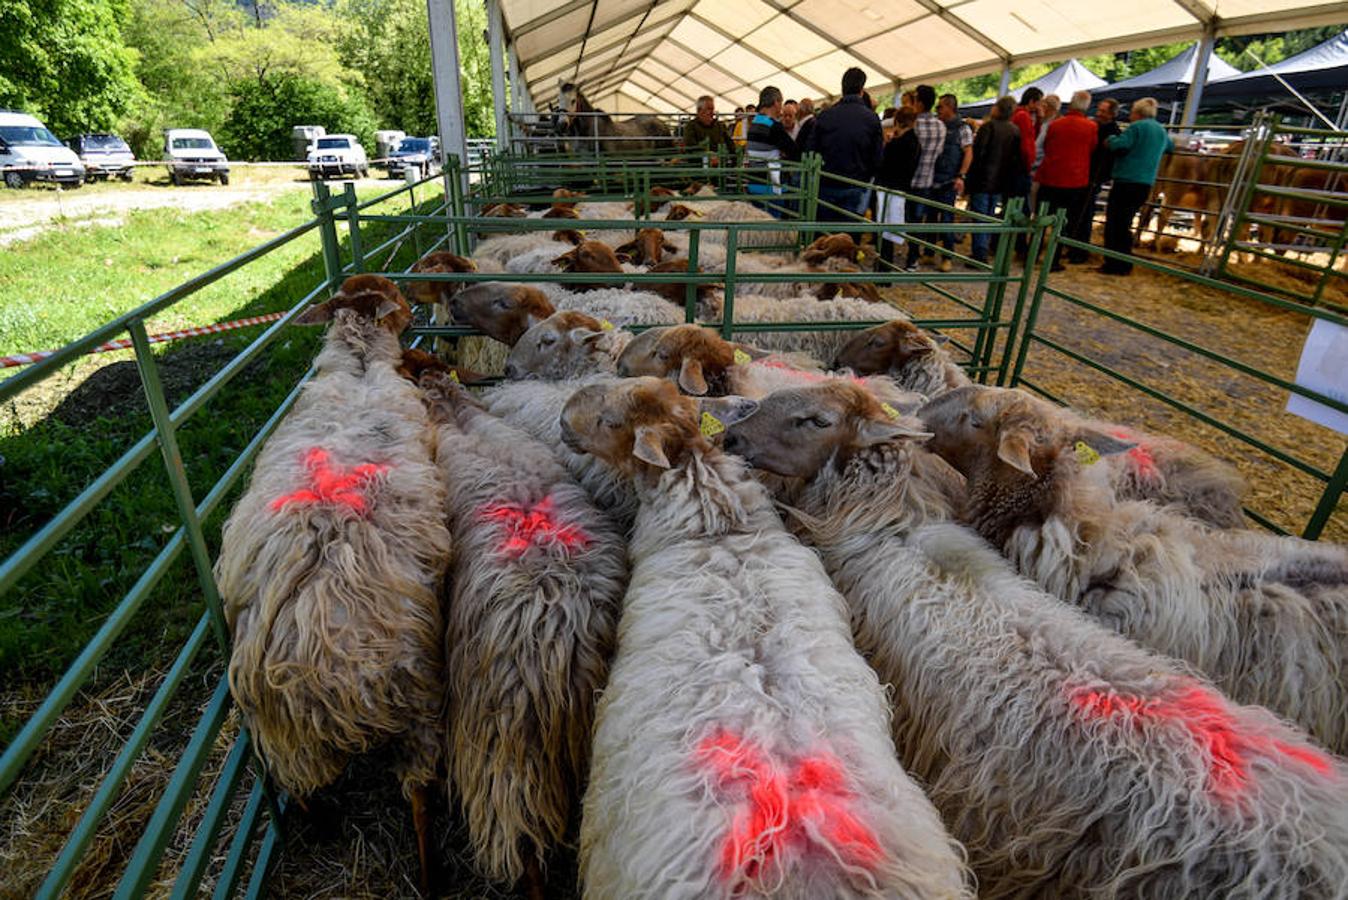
[504, 310, 632, 381]
[405, 250, 506, 373]
[842, 326, 1248, 528]
[723, 380, 1348, 898]
[614, 227, 680, 265]
[215, 275, 452, 890]
[664, 197, 794, 248]
[918, 384, 1348, 754]
[705, 292, 905, 366]
[419, 371, 625, 899]
[474, 231, 584, 269]
[560, 378, 971, 899]
[800, 233, 879, 269]
[450, 281, 681, 349]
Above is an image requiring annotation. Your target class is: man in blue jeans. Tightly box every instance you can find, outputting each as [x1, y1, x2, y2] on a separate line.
[965, 95, 1027, 264]
[906, 87, 971, 271]
[806, 67, 883, 222]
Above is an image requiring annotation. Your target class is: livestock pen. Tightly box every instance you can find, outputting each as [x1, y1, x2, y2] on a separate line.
[1, 149, 1345, 897]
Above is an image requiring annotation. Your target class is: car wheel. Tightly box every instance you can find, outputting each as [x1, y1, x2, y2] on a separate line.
[171, 170, 184, 186]
[4, 171, 26, 189]
[67, 179, 83, 190]
[218, 173, 229, 185]
[121, 171, 134, 183]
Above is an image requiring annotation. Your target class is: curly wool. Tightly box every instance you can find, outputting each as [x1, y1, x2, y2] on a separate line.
[216, 309, 452, 798]
[483, 377, 640, 530]
[534, 283, 682, 329]
[782, 436, 1348, 898]
[580, 445, 970, 899]
[422, 379, 625, 885]
[702, 293, 902, 367]
[473, 233, 575, 269]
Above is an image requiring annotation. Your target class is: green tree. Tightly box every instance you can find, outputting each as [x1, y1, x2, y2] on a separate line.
[0, 0, 143, 137]
[220, 72, 377, 160]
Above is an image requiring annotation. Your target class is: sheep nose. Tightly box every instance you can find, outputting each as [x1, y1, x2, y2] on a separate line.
[721, 431, 743, 454]
[504, 362, 520, 380]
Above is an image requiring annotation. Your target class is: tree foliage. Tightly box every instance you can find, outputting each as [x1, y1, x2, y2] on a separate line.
[220, 72, 377, 161]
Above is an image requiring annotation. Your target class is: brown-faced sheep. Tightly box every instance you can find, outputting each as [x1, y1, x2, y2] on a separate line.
[504, 310, 630, 381]
[724, 381, 1348, 897]
[919, 384, 1348, 754]
[448, 281, 680, 348]
[832, 320, 970, 397]
[614, 227, 680, 266]
[216, 275, 451, 889]
[420, 372, 625, 899]
[561, 378, 971, 899]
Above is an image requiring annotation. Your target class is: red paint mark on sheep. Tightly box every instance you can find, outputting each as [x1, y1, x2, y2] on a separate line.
[270, 448, 389, 515]
[478, 494, 591, 557]
[696, 730, 881, 887]
[755, 358, 867, 387]
[1109, 427, 1160, 480]
[1070, 683, 1333, 802]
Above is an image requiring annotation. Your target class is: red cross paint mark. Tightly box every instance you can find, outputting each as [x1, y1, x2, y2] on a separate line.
[695, 729, 881, 889]
[1109, 427, 1160, 480]
[756, 357, 868, 387]
[270, 448, 389, 515]
[478, 494, 591, 557]
[1070, 682, 1333, 803]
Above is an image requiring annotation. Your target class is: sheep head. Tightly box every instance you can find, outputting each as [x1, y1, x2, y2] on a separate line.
[551, 228, 586, 246]
[504, 309, 612, 380]
[618, 325, 766, 396]
[542, 205, 580, 220]
[404, 251, 477, 307]
[615, 228, 680, 266]
[296, 274, 412, 334]
[663, 204, 700, 221]
[644, 258, 716, 307]
[560, 376, 757, 474]
[449, 282, 556, 345]
[396, 348, 487, 385]
[723, 382, 929, 480]
[550, 187, 586, 211]
[832, 320, 944, 374]
[550, 240, 625, 291]
[801, 233, 877, 269]
[481, 202, 527, 218]
[811, 260, 884, 304]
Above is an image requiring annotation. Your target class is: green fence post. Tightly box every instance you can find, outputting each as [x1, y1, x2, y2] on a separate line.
[721, 228, 738, 341]
[974, 197, 1019, 383]
[685, 228, 701, 324]
[1007, 208, 1064, 386]
[1215, 114, 1276, 280]
[1310, 215, 1348, 306]
[446, 154, 468, 254]
[1303, 446, 1348, 540]
[311, 180, 343, 292]
[343, 182, 365, 272]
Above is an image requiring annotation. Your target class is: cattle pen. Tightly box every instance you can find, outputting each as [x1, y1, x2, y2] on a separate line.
[4, 138, 1347, 893]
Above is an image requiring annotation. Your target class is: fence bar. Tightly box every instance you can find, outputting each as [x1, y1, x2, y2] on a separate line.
[170, 731, 255, 900]
[211, 781, 266, 900]
[1304, 447, 1348, 540]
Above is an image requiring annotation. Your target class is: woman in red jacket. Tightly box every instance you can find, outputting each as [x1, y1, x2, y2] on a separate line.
[1035, 90, 1097, 270]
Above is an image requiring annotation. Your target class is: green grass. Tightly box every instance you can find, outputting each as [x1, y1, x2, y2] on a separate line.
[0, 181, 446, 744]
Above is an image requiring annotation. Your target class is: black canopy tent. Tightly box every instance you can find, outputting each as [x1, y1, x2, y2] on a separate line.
[1099, 43, 1241, 105]
[1203, 30, 1348, 99]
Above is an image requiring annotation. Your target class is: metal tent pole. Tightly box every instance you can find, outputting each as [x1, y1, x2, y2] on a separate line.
[997, 64, 1011, 97]
[1179, 30, 1214, 128]
[426, 0, 469, 236]
[486, 0, 509, 151]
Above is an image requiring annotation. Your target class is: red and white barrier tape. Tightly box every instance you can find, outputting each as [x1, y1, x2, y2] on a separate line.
[1, 312, 286, 369]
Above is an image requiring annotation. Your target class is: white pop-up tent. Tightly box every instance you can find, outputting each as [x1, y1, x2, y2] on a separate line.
[960, 59, 1108, 116]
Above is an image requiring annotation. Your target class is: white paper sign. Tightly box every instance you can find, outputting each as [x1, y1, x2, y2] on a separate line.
[1287, 318, 1348, 436]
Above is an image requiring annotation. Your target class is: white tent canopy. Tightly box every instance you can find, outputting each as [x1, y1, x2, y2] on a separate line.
[496, 0, 1348, 115]
[960, 58, 1107, 114]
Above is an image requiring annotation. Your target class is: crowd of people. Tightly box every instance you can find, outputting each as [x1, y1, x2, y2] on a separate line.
[679, 67, 1174, 277]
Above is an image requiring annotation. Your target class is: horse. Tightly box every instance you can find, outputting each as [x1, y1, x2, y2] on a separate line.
[556, 82, 673, 155]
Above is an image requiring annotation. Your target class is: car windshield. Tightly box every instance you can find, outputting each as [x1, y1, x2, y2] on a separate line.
[171, 137, 215, 150]
[396, 138, 429, 152]
[316, 137, 350, 149]
[85, 135, 130, 150]
[0, 125, 62, 147]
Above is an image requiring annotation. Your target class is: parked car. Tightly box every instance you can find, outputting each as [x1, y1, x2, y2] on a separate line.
[68, 133, 136, 182]
[386, 136, 441, 179]
[307, 134, 369, 180]
[164, 129, 230, 185]
[0, 110, 84, 188]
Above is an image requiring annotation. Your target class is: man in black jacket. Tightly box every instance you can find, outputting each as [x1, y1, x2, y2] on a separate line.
[807, 67, 883, 222]
[1070, 96, 1121, 260]
[965, 95, 1026, 263]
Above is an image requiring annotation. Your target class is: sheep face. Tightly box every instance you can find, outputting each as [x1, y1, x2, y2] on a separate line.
[833, 320, 942, 374]
[801, 233, 878, 269]
[617, 324, 740, 395]
[723, 382, 928, 479]
[396, 348, 447, 382]
[405, 251, 477, 307]
[664, 204, 698, 221]
[296, 274, 413, 334]
[918, 385, 1133, 484]
[550, 240, 624, 291]
[449, 282, 556, 345]
[559, 377, 756, 473]
[615, 228, 679, 266]
[505, 310, 606, 380]
[551, 229, 585, 246]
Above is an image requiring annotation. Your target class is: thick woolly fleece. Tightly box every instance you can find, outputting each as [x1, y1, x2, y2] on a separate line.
[781, 435, 1348, 898]
[702, 293, 902, 366]
[423, 378, 626, 885]
[579, 446, 970, 900]
[217, 309, 451, 798]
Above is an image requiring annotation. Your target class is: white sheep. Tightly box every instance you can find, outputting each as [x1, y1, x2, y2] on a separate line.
[706, 292, 906, 366]
[561, 378, 972, 899]
[725, 380, 1348, 898]
[504, 310, 633, 381]
[215, 276, 452, 891]
[919, 384, 1348, 755]
[420, 372, 625, 897]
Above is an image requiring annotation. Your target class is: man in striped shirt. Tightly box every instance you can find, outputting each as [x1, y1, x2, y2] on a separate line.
[745, 86, 799, 217]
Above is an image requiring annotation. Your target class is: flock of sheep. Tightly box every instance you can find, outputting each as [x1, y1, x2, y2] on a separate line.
[213, 185, 1348, 900]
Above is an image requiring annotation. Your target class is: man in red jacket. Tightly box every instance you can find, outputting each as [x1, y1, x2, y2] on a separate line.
[1009, 87, 1042, 254]
[1035, 90, 1097, 270]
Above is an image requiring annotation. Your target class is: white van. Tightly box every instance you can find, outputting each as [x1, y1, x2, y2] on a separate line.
[164, 128, 230, 185]
[0, 110, 84, 189]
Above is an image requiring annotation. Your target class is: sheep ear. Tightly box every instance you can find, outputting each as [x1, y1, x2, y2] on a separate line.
[1075, 430, 1136, 459]
[632, 424, 671, 468]
[615, 252, 633, 265]
[375, 298, 402, 321]
[678, 357, 708, 395]
[571, 328, 607, 348]
[997, 429, 1036, 476]
[858, 417, 932, 446]
[930, 332, 950, 345]
[734, 343, 772, 361]
[662, 241, 679, 254]
[550, 250, 576, 270]
[699, 395, 758, 428]
[294, 302, 332, 325]
[615, 239, 637, 255]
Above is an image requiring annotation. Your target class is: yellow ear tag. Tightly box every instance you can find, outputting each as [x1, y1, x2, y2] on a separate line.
[599, 319, 615, 331]
[449, 369, 460, 384]
[700, 411, 725, 437]
[1074, 441, 1100, 466]
[856, 249, 865, 263]
[880, 402, 900, 420]
[733, 348, 752, 365]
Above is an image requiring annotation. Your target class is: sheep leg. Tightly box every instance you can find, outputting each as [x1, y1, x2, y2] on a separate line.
[410, 782, 435, 896]
[523, 854, 546, 900]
